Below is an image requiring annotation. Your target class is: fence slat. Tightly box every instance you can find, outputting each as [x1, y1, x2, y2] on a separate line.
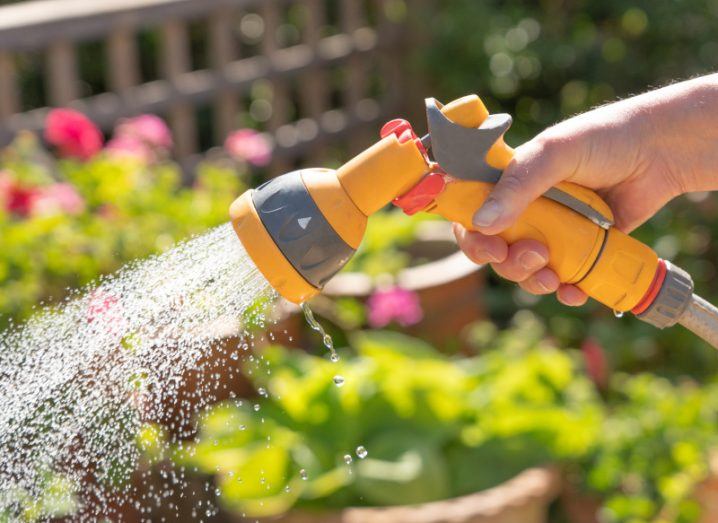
[209, 6, 239, 143]
[46, 40, 79, 105]
[297, 0, 327, 164]
[261, 0, 290, 175]
[161, 18, 197, 156]
[373, 0, 404, 112]
[0, 51, 19, 117]
[107, 26, 140, 92]
[341, 0, 371, 154]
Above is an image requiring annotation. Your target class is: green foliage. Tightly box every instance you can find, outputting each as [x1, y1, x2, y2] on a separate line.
[422, 1, 718, 142]
[584, 374, 718, 523]
[178, 316, 600, 517]
[0, 133, 245, 328]
[0, 470, 78, 523]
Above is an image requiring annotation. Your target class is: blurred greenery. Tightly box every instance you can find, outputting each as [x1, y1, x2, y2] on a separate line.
[0, 132, 246, 329]
[419, 0, 718, 379]
[583, 373, 718, 523]
[342, 209, 439, 277]
[0, 469, 78, 523]
[173, 313, 718, 521]
[177, 313, 600, 518]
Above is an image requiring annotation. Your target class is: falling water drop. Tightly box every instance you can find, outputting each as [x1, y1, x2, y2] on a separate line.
[301, 303, 339, 362]
[613, 309, 624, 318]
[333, 375, 345, 387]
[343, 454, 353, 465]
[299, 469, 308, 481]
[356, 446, 368, 459]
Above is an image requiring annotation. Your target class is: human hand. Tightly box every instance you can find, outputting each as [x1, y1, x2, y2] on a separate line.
[455, 75, 718, 305]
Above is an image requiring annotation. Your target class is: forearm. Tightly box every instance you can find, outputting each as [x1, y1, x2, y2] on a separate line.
[639, 74, 718, 194]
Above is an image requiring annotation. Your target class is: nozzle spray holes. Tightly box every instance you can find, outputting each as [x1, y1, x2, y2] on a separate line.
[301, 303, 340, 364]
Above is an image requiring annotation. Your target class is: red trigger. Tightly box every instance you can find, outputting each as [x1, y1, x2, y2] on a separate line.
[393, 173, 446, 215]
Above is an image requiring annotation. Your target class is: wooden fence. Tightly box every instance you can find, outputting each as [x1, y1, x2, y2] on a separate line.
[0, 0, 416, 170]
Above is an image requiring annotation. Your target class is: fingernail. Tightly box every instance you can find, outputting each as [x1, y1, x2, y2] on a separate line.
[518, 251, 548, 271]
[476, 249, 501, 263]
[535, 274, 554, 292]
[472, 200, 503, 228]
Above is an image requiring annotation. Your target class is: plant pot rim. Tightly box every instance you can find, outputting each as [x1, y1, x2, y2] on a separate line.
[257, 466, 561, 523]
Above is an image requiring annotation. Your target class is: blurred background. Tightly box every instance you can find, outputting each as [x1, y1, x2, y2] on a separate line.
[3, 0, 718, 522]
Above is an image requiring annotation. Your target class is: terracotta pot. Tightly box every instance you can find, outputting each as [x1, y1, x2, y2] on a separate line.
[322, 222, 486, 353]
[695, 472, 718, 523]
[559, 480, 601, 523]
[239, 467, 561, 523]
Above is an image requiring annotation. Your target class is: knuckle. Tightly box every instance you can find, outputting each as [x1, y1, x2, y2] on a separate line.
[498, 172, 525, 197]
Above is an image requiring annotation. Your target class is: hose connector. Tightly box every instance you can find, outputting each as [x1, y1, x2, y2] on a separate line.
[635, 260, 694, 329]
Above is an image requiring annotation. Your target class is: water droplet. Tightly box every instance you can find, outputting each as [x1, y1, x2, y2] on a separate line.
[284, 485, 291, 492]
[257, 387, 268, 397]
[333, 375, 345, 387]
[299, 469, 308, 480]
[343, 454, 353, 465]
[253, 404, 261, 411]
[239, 425, 246, 431]
[356, 446, 368, 459]
[230, 352, 239, 360]
[330, 353, 340, 363]
[301, 303, 339, 363]
[613, 309, 624, 318]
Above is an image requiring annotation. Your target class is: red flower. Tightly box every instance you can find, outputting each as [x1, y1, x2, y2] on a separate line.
[225, 129, 273, 167]
[0, 172, 38, 217]
[367, 287, 424, 328]
[45, 109, 104, 161]
[581, 338, 610, 389]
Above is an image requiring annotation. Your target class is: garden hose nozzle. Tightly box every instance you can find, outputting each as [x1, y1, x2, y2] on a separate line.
[230, 94, 718, 349]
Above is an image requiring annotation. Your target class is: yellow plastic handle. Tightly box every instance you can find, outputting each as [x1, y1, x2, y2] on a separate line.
[430, 96, 659, 312]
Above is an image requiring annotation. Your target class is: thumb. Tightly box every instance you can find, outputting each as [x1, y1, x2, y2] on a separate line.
[472, 138, 576, 235]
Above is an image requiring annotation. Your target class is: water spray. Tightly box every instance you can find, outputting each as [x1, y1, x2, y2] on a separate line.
[230, 94, 718, 349]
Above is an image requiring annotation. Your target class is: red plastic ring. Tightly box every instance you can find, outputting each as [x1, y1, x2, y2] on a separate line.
[631, 259, 668, 315]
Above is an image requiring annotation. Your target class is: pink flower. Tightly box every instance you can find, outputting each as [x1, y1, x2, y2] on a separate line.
[45, 109, 104, 160]
[225, 129, 273, 167]
[106, 135, 154, 163]
[30, 183, 85, 217]
[581, 338, 610, 389]
[114, 114, 173, 151]
[87, 290, 127, 343]
[367, 287, 424, 328]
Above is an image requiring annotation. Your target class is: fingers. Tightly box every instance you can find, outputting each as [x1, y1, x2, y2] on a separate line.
[453, 224, 508, 265]
[454, 225, 587, 306]
[472, 137, 578, 235]
[557, 285, 589, 306]
[491, 239, 550, 282]
[519, 268, 560, 295]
